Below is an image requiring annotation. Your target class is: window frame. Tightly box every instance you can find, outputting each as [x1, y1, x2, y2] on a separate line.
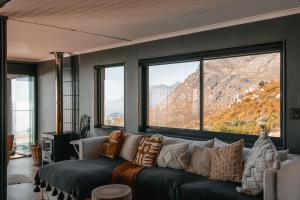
[94, 63, 125, 129]
[139, 42, 285, 147]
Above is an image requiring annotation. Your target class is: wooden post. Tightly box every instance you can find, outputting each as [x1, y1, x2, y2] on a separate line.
[51, 52, 64, 135]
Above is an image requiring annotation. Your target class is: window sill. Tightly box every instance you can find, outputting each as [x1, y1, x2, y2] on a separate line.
[94, 124, 124, 131]
[141, 126, 283, 149]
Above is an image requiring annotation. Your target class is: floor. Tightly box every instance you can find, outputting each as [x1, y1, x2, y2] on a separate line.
[7, 157, 42, 200]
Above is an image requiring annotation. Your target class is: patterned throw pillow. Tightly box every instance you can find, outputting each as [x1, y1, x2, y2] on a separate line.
[157, 142, 190, 170]
[186, 144, 212, 176]
[133, 135, 163, 167]
[236, 133, 280, 196]
[209, 140, 244, 183]
[102, 130, 124, 159]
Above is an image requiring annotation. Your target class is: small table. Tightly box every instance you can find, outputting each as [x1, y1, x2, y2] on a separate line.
[91, 184, 132, 200]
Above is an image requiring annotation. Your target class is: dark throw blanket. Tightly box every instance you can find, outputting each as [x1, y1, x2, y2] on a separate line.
[35, 157, 125, 200]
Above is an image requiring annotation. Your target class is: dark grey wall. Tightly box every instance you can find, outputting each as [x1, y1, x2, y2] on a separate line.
[37, 14, 300, 153]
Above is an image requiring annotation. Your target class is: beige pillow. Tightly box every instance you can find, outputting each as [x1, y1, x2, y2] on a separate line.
[186, 145, 212, 176]
[119, 133, 142, 162]
[210, 139, 244, 183]
[214, 138, 250, 161]
[157, 142, 190, 170]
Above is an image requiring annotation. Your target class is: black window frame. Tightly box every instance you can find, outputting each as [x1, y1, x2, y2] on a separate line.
[94, 63, 125, 129]
[139, 42, 285, 148]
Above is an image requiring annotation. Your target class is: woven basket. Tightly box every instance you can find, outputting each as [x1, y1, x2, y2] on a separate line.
[31, 144, 42, 166]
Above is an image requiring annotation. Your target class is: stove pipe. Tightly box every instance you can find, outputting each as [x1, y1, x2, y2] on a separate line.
[52, 52, 64, 135]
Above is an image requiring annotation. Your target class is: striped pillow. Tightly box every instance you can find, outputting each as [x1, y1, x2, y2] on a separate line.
[133, 135, 163, 167]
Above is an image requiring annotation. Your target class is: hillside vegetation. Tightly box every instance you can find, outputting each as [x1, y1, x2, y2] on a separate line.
[204, 80, 280, 136]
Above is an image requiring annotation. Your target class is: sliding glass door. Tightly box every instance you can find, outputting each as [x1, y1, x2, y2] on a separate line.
[11, 76, 35, 156]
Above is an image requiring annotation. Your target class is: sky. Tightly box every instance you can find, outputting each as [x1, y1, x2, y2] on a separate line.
[104, 66, 124, 100]
[103, 62, 199, 101]
[149, 61, 199, 86]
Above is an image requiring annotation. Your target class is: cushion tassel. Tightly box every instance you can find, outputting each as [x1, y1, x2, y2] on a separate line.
[46, 184, 52, 191]
[40, 180, 46, 188]
[58, 192, 64, 200]
[33, 185, 40, 192]
[52, 188, 58, 196]
[67, 195, 72, 200]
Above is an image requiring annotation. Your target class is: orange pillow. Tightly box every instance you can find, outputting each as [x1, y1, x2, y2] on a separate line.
[133, 135, 163, 167]
[102, 130, 124, 159]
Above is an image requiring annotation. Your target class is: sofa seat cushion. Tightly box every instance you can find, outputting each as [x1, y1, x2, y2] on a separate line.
[135, 167, 202, 200]
[180, 179, 263, 200]
[38, 156, 125, 200]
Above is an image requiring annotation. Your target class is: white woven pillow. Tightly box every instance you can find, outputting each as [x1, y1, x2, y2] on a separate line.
[157, 142, 190, 170]
[236, 133, 280, 196]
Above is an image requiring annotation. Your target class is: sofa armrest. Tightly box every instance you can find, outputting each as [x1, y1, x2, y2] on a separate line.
[79, 136, 108, 160]
[264, 168, 277, 200]
[277, 157, 300, 200]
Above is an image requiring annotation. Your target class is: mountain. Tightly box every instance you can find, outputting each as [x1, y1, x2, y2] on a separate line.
[149, 53, 280, 135]
[149, 82, 180, 106]
[204, 80, 280, 136]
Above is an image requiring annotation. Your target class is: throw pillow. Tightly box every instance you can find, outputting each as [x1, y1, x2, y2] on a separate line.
[237, 133, 280, 196]
[186, 144, 212, 176]
[119, 133, 142, 162]
[157, 142, 190, 169]
[133, 135, 163, 167]
[213, 138, 251, 161]
[209, 139, 244, 183]
[102, 130, 124, 159]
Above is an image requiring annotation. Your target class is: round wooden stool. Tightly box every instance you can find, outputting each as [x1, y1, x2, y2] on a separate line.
[92, 184, 132, 200]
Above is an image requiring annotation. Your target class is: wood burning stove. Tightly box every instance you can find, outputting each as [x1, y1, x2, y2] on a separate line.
[41, 132, 77, 164]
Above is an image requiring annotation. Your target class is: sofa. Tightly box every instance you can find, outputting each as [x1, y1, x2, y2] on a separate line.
[39, 134, 300, 200]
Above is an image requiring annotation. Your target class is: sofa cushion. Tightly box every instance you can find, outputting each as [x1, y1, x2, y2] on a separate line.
[133, 135, 163, 167]
[237, 133, 279, 196]
[210, 140, 244, 183]
[180, 179, 263, 200]
[102, 130, 124, 159]
[214, 138, 251, 161]
[38, 156, 125, 200]
[136, 167, 201, 200]
[186, 144, 212, 176]
[157, 142, 190, 169]
[119, 132, 142, 161]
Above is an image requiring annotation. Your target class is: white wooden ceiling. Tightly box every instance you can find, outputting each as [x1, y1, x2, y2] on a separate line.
[1, 0, 300, 62]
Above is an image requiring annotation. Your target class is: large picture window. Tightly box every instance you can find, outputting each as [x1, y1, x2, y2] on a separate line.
[95, 64, 124, 128]
[140, 43, 283, 143]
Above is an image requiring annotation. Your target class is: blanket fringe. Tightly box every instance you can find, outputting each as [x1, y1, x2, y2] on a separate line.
[46, 184, 52, 191]
[40, 180, 46, 188]
[58, 192, 64, 200]
[33, 185, 40, 192]
[52, 188, 58, 196]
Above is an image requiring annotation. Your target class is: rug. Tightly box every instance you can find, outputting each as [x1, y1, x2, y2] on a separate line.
[7, 174, 33, 185]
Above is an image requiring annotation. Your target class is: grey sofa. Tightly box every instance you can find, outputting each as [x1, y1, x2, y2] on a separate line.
[78, 135, 300, 200]
[41, 135, 300, 200]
